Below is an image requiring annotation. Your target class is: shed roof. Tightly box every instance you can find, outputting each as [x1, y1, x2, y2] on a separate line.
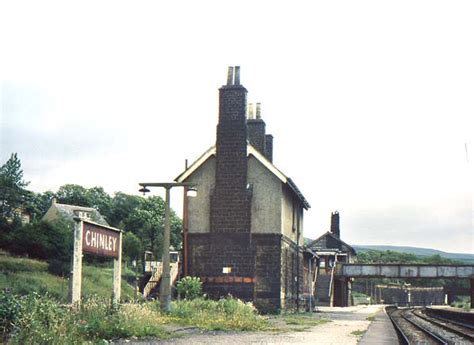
[308, 231, 356, 255]
[175, 144, 310, 209]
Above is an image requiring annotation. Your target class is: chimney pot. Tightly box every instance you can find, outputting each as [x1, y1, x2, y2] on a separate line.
[248, 103, 254, 119]
[227, 66, 234, 85]
[256, 103, 261, 119]
[234, 66, 241, 85]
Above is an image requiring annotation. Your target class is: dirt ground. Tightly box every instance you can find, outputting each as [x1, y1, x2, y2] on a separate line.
[115, 305, 383, 345]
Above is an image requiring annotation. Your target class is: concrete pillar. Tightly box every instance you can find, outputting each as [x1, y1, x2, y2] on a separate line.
[113, 231, 122, 304]
[70, 219, 83, 305]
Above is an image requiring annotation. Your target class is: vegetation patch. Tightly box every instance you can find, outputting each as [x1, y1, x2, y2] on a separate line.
[1, 291, 271, 344]
[366, 313, 376, 321]
[0, 254, 136, 302]
[168, 297, 269, 331]
[264, 312, 331, 332]
[351, 329, 366, 337]
[1, 291, 171, 344]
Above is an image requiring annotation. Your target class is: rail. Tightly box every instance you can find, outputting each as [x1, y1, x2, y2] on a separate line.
[387, 306, 474, 344]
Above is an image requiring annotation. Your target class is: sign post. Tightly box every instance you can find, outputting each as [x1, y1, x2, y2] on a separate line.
[71, 219, 84, 305]
[70, 218, 122, 306]
[113, 231, 122, 303]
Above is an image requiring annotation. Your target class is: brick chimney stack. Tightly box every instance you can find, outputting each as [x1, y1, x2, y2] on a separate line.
[211, 66, 251, 234]
[247, 103, 274, 162]
[331, 211, 340, 238]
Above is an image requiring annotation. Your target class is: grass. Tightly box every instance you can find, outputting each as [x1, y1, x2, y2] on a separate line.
[265, 312, 331, 332]
[351, 329, 366, 337]
[1, 293, 270, 344]
[450, 296, 471, 311]
[167, 297, 269, 331]
[0, 252, 136, 302]
[0, 253, 271, 342]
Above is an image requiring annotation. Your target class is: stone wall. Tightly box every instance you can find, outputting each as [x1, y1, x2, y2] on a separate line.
[280, 236, 304, 310]
[187, 232, 284, 313]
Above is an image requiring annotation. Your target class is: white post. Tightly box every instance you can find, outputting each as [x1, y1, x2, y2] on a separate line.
[70, 219, 83, 305]
[113, 231, 122, 303]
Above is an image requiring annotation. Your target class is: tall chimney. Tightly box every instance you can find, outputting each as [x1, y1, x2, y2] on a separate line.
[211, 66, 250, 234]
[331, 211, 340, 238]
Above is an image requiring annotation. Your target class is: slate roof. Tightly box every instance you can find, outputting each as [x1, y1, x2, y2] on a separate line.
[175, 144, 310, 209]
[308, 231, 356, 256]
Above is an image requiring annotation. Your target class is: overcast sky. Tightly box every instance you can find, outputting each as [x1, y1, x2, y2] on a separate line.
[1, 1, 472, 253]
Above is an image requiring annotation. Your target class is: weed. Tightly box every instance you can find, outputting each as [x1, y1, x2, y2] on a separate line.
[169, 297, 269, 331]
[281, 313, 331, 329]
[351, 329, 366, 337]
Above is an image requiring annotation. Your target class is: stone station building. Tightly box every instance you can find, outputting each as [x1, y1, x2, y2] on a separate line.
[176, 67, 313, 312]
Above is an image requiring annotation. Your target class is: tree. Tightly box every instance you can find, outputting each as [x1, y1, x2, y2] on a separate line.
[122, 231, 143, 261]
[0, 153, 30, 218]
[55, 184, 89, 206]
[85, 187, 112, 221]
[108, 192, 144, 228]
[23, 191, 55, 222]
[126, 196, 182, 259]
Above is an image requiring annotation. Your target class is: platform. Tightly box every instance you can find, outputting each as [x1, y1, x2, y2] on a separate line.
[359, 308, 399, 345]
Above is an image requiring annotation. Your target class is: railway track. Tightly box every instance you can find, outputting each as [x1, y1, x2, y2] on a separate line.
[386, 306, 474, 344]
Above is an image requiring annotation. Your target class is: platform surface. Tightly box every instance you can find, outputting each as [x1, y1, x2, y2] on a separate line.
[359, 308, 399, 345]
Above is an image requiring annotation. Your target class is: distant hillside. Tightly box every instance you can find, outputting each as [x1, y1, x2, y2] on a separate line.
[353, 245, 474, 264]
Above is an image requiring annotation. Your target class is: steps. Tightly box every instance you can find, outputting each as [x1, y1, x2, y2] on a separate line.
[144, 262, 180, 299]
[314, 274, 332, 306]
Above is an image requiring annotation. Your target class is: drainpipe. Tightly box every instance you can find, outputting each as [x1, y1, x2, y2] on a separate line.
[296, 206, 300, 311]
[182, 159, 189, 277]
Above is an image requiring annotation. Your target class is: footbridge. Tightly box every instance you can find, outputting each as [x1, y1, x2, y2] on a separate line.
[335, 263, 474, 308]
[337, 263, 474, 279]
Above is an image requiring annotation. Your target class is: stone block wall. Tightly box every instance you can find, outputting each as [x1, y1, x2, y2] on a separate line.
[187, 232, 286, 313]
[280, 237, 304, 310]
[253, 234, 282, 313]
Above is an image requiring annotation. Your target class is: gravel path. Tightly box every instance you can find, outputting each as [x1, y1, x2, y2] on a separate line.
[115, 305, 383, 345]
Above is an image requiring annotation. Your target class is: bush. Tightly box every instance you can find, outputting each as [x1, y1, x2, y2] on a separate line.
[47, 259, 70, 277]
[2, 219, 73, 270]
[170, 296, 268, 331]
[176, 276, 202, 300]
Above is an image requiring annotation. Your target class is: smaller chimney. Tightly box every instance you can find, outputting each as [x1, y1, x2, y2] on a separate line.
[247, 102, 266, 155]
[248, 103, 254, 119]
[227, 66, 234, 85]
[331, 211, 340, 238]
